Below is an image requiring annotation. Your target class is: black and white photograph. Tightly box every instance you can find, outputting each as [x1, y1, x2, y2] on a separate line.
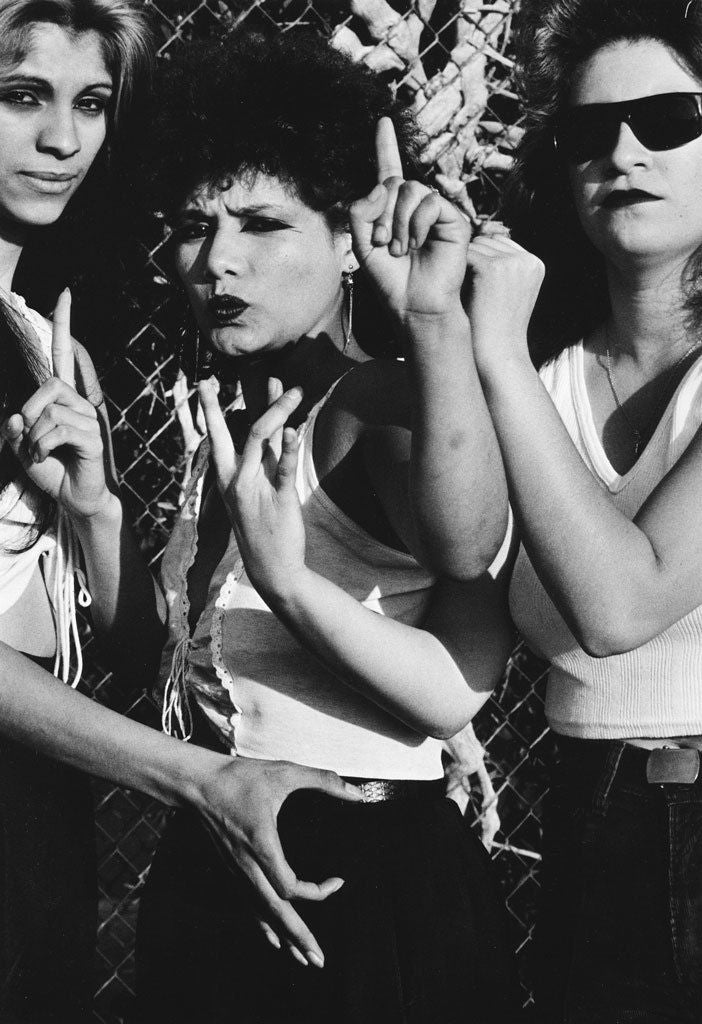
[1, 0, 702, 1021]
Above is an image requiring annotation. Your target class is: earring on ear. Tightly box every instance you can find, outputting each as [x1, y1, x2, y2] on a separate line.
[342, 268, 355, 356]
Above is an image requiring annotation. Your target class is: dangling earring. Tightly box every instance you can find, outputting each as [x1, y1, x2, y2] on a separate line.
[342, 269, 354, 356]
[194, 330, 213, 382]
[175, 320, 192, 377]
[176, 318, 212, 382]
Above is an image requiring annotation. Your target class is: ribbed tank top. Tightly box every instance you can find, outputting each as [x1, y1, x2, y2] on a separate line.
[159, 382, 444, 779]
[509, 342, 702, 739]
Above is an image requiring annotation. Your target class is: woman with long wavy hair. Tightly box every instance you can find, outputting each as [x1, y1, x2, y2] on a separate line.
[425, 0, 702, 1018]
[0, 5, 372, 1020]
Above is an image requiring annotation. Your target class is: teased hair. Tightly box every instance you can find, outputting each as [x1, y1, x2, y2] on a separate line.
[138, 28, 422, 357]
[504, 0, 702, 365]
[141, 29, 420, 224]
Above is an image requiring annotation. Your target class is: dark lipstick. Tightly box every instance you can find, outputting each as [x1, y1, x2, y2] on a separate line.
[208, 295, 249, 325]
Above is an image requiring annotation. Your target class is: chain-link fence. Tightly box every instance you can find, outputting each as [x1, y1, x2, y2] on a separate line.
[79, 1, 553, 1020]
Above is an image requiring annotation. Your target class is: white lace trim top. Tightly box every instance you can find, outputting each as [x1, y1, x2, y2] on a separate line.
[158, 383, 444, 780]
[0, 292, 91, 686]
[509, 342, 702, 739]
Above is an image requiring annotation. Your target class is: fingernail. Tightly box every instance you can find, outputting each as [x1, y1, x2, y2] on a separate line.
[373, 225, 389, 245]
[289, 946, 309, 967]
[389, 239, 403, 257]
[409, 236, 418, 249]
[32, 450, 41, 463]
[265, 932, 281, 950]
[307, 951, 325, 969]
[369, 184, 385, 202]
[327, 878, 344, 895]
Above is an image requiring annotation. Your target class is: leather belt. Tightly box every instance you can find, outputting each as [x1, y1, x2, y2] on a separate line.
[556, 736, 702, 788]
[343, 777, 445, 803]
[625, 738, 702, 784]
[643, 746, 701, 784]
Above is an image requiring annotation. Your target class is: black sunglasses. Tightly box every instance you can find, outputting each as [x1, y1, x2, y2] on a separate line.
[554, 91, 702, 162]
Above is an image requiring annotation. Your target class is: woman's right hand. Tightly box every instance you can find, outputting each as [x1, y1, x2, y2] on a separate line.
[0, 289, 113, 520]
[189, 747, 362, 968]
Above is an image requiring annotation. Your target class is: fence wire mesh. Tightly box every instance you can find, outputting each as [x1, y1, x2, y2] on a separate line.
[81, 1, 552, 1019]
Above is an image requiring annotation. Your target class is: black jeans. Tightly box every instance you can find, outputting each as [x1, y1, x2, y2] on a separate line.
[535, 736, 702, 1023]
[134, 789, 521, 1024]
[0, 734, 97, 1023]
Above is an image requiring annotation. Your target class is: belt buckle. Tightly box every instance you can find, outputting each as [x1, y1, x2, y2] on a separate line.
[646, 747, 700, 785]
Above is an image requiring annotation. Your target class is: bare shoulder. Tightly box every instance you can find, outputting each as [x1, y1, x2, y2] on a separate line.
[326, 358, 412, 431]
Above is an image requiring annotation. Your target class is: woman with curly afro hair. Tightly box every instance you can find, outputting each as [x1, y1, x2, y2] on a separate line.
[127, 27, 520, 1024]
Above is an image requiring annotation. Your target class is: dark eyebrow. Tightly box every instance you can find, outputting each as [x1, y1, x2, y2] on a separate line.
[175, 202, 292, 221]
[223, 202, 291, 217]
[173, 207, 213, 222]
[0, 74, 112, 94]
[0, 75, 52, 92]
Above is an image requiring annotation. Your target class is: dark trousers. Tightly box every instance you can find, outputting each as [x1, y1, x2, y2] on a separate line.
[535, 736, 702, 1023]
[0, 734, 97, 1024]
[134, 788, 521, 1024]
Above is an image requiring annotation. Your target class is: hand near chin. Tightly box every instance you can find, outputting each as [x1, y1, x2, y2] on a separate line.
[464, 235, 545, 371]
[0, 289, 113, 520]
[198, 375, 307, 601]
[349, 117, 471, 327]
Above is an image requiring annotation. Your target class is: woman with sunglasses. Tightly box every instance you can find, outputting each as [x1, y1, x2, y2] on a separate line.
[415, 0, 702, 1019]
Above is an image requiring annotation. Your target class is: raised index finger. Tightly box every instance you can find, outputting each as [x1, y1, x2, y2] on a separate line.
[51, 288, 75, 388]
[375, 117, 403, 184]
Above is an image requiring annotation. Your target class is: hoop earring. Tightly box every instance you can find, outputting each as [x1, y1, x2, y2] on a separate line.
[342, 270, 354, 356]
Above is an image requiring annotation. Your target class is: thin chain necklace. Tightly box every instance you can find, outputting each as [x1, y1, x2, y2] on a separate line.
[604, 326, 702, 456]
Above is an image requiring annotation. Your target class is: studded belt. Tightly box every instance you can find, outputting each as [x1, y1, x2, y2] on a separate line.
[343, 777, 446, 803]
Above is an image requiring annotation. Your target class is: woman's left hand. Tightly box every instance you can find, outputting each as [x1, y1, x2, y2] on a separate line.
[464, 234, 545, 370]
[349, 118, 471, 325]
[198, 377, 306, 600]
[0, 290, 112, 520]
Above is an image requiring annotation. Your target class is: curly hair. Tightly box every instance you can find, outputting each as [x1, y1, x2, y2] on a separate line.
[142, 29, 421, 229]
[503, 0, 702, 365]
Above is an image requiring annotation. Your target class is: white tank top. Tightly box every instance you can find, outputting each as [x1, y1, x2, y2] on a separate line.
[509, 342, 702, 739]
[158, 383, 444, 779]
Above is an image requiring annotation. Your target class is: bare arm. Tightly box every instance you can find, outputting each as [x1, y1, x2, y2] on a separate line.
[348, 119, 508, 578]
[0, 638, 361, 964]
[468, 237, 702, 656]
[266, 568, 513, 738]
[199, 379, 514, 739]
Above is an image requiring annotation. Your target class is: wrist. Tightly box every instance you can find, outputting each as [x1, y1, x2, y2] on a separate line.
[400, 303, 470, 341]
[477, 349, 536, 407]
[69, 489, 122, 530]
[256, 563, 314, 612]
[161, 740, 230, 810]
[475, 342, 531, 381]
